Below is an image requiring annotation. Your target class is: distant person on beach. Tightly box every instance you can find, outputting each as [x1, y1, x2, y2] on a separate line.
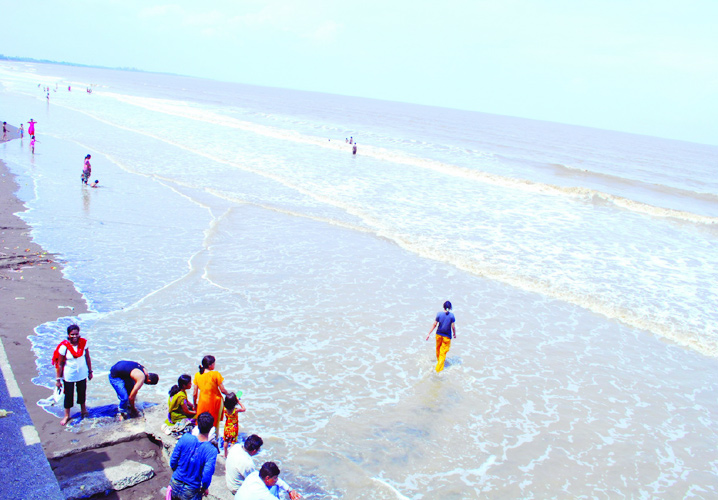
[349, 137, 353, 144]
[90, 179, 99, 188]
[52, 324, 93, 426]
[169, 411, 218, 500]
[223, 391, 246, 457]
[352, 143, 357, 155]
[225, 435, 302, 498]
[19, 124, 24, 138]
[2, 122, 7, 140]
[235, 462, 299, 500]
[108, 360, 159, 418]
[30, 135, 36, 154]
[425, 300, 456, 372]
[82, 154, 92, 185]
[193, 355, 229, 434]
[166, 374, 196, 430]
[28, 118, 36, 136]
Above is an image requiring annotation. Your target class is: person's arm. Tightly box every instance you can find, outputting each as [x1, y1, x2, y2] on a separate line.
[193, 380, 199, 407]
[452, 322, 456, 339]
[170, 437, 183, 471]
[181, 398, 196, 417]
[55, 353, 66, 388]
[85, 349, 93, 381]
[200, 449, 218, 493]
[426, 320, 438, 341]
[237, 400, 246, 413]
[128, 369, 145, 412]
[218, 381, 229, 396]
[277, 478, 302, 499]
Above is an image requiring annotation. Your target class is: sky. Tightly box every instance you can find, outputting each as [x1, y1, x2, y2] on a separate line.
[2, 0, 717, 145]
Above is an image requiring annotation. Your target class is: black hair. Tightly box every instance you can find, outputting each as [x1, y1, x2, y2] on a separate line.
[197, 411, 214, 434]
[147, 373, 160, 385]
[244, 434, 264, 453]
[224, 392, 239, 412]
[443, 301, 452, 314]
[168, 374, 191, 397]
[67, 324, 80, 334]
[198, 355, 216, 374]
[259, 461, 280, 480]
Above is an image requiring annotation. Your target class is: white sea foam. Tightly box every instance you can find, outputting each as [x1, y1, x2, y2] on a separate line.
[3, 61, 718, 499]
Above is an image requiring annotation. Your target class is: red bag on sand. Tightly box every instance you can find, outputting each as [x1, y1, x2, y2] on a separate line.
[51, 338, 87, 368]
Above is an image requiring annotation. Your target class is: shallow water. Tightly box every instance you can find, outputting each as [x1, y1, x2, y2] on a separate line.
[2, 61, 718, 498]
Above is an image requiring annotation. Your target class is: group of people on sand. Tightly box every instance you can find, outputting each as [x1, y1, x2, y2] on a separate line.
[1, 118, 36, 152]
[52, 325, 302, 499]
[162, 354, 302, 499]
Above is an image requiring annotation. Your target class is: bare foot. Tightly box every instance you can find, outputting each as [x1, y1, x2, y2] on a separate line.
[81, 412, 89, 419]
[60, 416, 70, 426]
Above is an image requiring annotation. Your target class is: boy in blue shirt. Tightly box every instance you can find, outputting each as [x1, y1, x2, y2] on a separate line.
[169, 412, 218, 500]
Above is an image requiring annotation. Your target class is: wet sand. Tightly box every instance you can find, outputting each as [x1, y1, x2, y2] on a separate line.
[0, 124, 173, 499]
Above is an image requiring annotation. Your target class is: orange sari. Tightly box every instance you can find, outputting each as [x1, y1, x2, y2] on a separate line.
[194, 370, 224, 426]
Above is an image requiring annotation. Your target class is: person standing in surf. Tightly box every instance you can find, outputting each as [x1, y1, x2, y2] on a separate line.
[426, 300, 456, 372]
[82, 154, 92, 185]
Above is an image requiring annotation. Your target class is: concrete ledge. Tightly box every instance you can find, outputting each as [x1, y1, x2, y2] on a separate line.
[59, 459, 154, 499]
[0, 337, 65, 500]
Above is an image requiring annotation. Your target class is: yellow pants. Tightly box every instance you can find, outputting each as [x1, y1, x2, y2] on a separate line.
[435, 335, 452, 372]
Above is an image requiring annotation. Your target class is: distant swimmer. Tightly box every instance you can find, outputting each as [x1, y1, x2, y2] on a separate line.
[82, 154, 92, 185]
[28, 118, 36, 136]
[352, 143, 357, 155]
[425, 301, 456, 372]
[349, 137, 353, 144]
[90, 180, 99, 188]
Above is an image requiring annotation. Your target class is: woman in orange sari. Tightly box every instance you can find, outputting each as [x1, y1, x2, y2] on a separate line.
[193, 355, 229, 432]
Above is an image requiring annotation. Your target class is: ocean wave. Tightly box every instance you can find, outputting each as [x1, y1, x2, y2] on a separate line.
[105, 92, 718, 226]
[388, 234, 718, 358]
[549, 162, 718, 204]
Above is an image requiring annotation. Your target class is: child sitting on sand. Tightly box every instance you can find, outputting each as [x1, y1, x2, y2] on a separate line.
[223, 391, 246, 457]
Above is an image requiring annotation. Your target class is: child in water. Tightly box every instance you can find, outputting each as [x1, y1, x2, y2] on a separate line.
[90, 180, 99, 188]
[222, 391, 246, 457]
[30, 135, 36, 154]
[19, 124, 24, 138]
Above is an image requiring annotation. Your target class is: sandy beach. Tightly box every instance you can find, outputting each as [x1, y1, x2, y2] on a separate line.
[0, 125, 174, 499]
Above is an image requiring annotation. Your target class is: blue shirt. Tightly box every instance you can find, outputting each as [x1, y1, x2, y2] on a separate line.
[170, 433, 218, 490]
[109, 360, 143, 380]
[435, 311, 455, 338]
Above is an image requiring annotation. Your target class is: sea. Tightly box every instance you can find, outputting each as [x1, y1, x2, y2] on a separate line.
[1, 60, 718, 499]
